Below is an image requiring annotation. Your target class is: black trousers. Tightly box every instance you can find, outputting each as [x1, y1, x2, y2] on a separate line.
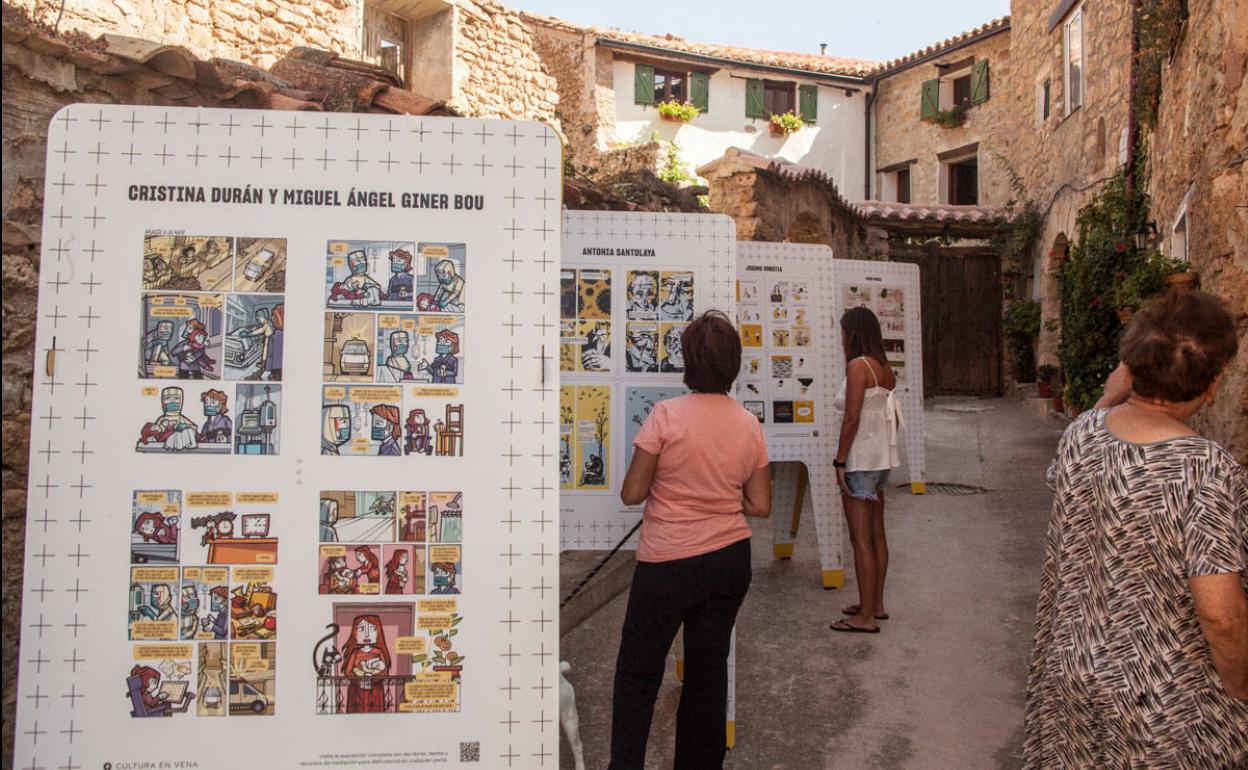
[609, 538, 752, 770]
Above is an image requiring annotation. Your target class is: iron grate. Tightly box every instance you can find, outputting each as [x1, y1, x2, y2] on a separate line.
[899, 482, 989, 495]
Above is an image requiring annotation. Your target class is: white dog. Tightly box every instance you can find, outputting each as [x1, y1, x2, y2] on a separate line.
[560, 661, 586, 770]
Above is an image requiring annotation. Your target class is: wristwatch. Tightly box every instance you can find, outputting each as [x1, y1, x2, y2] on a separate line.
[833, 460, 847, 468]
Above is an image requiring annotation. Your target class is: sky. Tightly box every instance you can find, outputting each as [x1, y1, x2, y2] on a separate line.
[512, 0, 1011, 64]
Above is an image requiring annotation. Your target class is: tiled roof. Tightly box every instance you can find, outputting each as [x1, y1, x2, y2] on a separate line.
[870, 17, 1010, 76]
[523, 11, 876, 78]
[854, 200, 1007, 225]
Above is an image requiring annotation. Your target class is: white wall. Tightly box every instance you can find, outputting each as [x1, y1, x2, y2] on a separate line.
[609, 61, 867, 200]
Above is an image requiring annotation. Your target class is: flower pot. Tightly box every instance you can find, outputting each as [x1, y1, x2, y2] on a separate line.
[659, 113, 689, 124]
[1038, 381, 1053, 398]
[770, 123, 787, 137]
[1163, 271, 1199, 294]
[1051, 394, 1064, 413]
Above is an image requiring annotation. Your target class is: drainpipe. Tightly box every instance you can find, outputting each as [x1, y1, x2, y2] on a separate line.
[864, 80, 877, 199]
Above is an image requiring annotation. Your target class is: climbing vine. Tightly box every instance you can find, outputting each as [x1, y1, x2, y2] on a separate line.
[1134, 0, 1189, 127]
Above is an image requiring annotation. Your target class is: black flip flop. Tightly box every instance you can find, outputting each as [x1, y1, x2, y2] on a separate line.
[829, 619, 880, 634]
[842, 606, 890, 620]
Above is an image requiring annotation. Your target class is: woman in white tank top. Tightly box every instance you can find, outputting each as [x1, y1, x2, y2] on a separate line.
[831, 306, 903, 633]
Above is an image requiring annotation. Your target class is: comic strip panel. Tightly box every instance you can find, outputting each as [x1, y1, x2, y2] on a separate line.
[560, 269, 577, 318]
[383, 544, 426, 595]
[127, 642, 195, 717]
[231, 567, 277, 641]
[574, 386, 610, 491]
[320, 385, 403, 456]
[319, 490, 396, 543]
[659, 322, 686, 373]
[196, 641, 229, 716]
[131, 490, 181, 565]
[624, 322, 658, 374]
[130, 566, 180, 640]
[559, 386, 574, 490]
[576, 320, 611, 373]
[375, 314, 465, 385]
[136, 383, 232, 454]
[142, 234, 234, 292]
[428, 545, 463, 595]
[875, 286, 906, 335]
[319, 544, 383, 595]
[185, 491, 278, 565]
[658, 271, 694, 321]
[139, 293, 224, 380]
[397, 491, 428, 543]
[224, 294, 285, 381]
[324, 312, 376, 383]
[180, 567, 231, 641]
[559, 320, 579, 373]
[233, 237, 287, 293]
[234, 384, 281, 455]
[427, 491, 463, 544]
[402, 398, 465, 458]
[230, 642, 276, 715]
[625, 270, 659, 320]
[577, 269, 611, 319]
[415, 243, 467, 313]
[624, 386, 688, 468]
[326, 240, 417, 311]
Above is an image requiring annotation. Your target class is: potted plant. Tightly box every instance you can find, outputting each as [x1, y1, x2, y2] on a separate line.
[656, 100, 700, 123]
[769, 111, 804, 136]
[1163, 263, 1198, 294]
[1004, 300, 1041, 384]
[1037, 364, 1058, 399]
[1110, 252, 1190, 322]
[924, 105, 967, 129]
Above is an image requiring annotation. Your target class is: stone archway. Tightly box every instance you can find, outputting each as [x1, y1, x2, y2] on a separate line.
[1037, 233, 1068, 367]
[785, 210, 829, 245]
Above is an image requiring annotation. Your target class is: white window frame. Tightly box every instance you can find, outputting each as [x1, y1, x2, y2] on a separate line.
[1063, 5, 1084, 115]
[938, 66, 973, 112]
[1170, 184, 1193, 262]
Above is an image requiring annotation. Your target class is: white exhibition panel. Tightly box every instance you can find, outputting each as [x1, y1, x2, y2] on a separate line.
[735, 242, 844, 582]
[558, 211, 737, 551]
[16, 106, 560, 769]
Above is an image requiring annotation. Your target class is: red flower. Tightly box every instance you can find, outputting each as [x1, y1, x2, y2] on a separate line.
[1091, 296, 1102, 308]
[1115, 242, 1127, 253]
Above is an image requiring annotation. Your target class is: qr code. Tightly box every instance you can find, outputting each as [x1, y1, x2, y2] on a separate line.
[459, 742, 480, 763]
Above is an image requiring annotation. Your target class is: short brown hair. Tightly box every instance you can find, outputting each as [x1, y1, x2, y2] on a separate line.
[681, 311, 741, 393]
[1120, 290, 1238, 403]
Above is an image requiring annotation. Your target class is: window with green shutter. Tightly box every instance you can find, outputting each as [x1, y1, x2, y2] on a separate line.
[690, 72, 709, 113]
[920, 78, 939, 120]
[634, 64, 655, 106]
[798, 84, 818, 123]
[745, 78, 766, 118]
[970, 59, 990, 105]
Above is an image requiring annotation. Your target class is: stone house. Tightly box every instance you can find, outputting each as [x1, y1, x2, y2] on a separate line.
[11, 0, 559, 123]
[524, 12, 874, 197]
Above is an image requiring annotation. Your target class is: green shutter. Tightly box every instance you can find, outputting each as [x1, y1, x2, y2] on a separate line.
[799, 84, 818, 122]
[971, 59, 990, 105]
[690, 72, 709, 113]
[745, 78, 766, 118]
[920, 78, 939, 119]
[634, 64, 655, 105]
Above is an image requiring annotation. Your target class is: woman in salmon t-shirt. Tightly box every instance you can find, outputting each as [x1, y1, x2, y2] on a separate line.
[610, 311, 771, 770]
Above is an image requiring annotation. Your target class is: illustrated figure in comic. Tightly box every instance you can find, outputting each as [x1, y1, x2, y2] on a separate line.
[384, 549, 409, 594]
[192, 511, 236, 546]
[170, 319, 215, 379]
[581, 322, 610, 371]
[146, 319, 175, 367]
[321, 404, 351, 455]
[138, 583, 176, 621]
[560, 439, 572, 484]
[431, 259, 465, 312]
[660, 274, 694, 320]
[175, 243, 201, 279]
[320, 556, 355, 594]
[386, 249, 414, 302]
[370, 405, 402, 456]
[404, 409, 432, 456]
[133, 511, 178, 544]
[341, 614, 391, 713]
[180, 585, 200, 639]
[329, 250, 383, 307]
[627, 272, 658, 317]
[126, 665, 194, 717]
[320, 498, 340, 542]
[661, 326, 685, 371]
[237, 306, 284, 380]
[625, 326, 657, 372]
[143, 253, 172, 289]
[197, 389, 232, 445]
[430, 562, 459, 594]
[430, 330, 460, 383]
[201, 586, 229, 639]
[138, 386, 200, 450]
[354, 546, 381, 585]
[581, 452, 605, 487]
[383, 330, 415, 381]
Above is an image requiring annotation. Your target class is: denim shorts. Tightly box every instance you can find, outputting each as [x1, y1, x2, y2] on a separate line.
[844, 469, 891, 501]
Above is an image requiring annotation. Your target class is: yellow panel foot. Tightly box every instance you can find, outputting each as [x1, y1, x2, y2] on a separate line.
[821, 569, 845, 589]
[773, 542, 794, 560]
[911, 481, 927, 495]
[726, 720, 736, 749]
[675, 659, 684, 682]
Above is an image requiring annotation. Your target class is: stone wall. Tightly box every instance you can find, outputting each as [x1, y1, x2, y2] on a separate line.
[451, 0, 558, 124]
[1146, 0, 1248, 461]
[873, 27, 1014, 206]
[1008, 0, 1135, 367]
[526, 17, 601, 164]
[12, 0, 360, 66]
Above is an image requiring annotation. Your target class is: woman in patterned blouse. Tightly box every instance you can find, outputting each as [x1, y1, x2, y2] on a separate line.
[1024, 290, 1247, 768]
